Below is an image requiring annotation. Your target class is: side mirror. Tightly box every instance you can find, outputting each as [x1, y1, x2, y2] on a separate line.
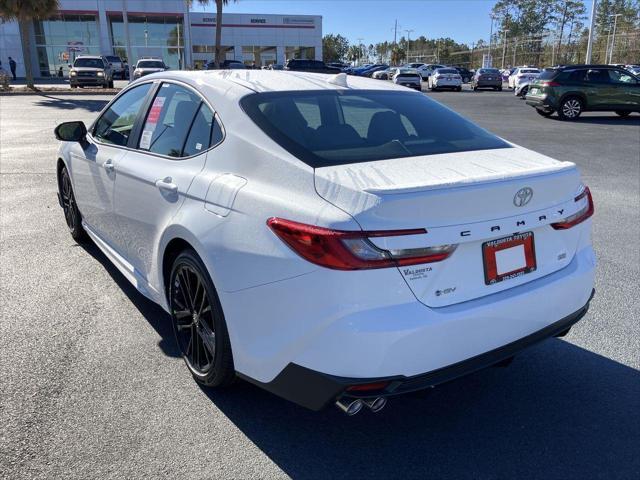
[54, 121, 87, 142]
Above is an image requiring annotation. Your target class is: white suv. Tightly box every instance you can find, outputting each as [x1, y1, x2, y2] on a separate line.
[53, 71, 596, 415]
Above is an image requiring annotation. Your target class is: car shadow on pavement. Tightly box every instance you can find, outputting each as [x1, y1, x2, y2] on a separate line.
[78, 241, 180, 358]
[34, 95, 109, 112]
[552, 115, 640, 126]
[201, 337, 640, 479]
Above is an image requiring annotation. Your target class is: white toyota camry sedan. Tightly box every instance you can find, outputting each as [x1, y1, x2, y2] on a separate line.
[54, 70, 595, 415]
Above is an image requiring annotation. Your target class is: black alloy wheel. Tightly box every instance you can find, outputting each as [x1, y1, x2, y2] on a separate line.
[169, 251, 235, 387]
[59, 166, 87, 242]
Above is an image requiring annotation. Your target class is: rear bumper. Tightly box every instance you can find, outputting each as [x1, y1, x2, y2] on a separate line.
[243, 289, 594, 410]
[230, 242, 596, 410]
[526, 97, 555, 110]
[475, 80, 502, 87]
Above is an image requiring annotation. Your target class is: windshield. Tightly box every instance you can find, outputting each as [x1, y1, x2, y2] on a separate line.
[240, 90, 511, 168]
[138, 61, 164, 68]
[478, 68, 499, 74]
[74, 58, 104, 68]
[520, 69, 540, 74]
[106, 56, 121, 62]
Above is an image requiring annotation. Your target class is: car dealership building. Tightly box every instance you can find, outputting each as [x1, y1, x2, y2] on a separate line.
[0, 0, 322, 77]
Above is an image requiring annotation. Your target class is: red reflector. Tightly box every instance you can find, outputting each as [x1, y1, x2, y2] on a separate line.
[346, 382, 389, 392]
[551, 186, 594, 230]
[267, 218, 457, 270]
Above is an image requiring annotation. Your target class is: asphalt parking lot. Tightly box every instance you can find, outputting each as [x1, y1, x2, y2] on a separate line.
[1, 89, 638, 479]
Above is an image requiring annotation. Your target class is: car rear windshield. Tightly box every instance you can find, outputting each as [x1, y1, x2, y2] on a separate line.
[240, 90, 511, 168]
[520, 69, 540, 74]
[138, 61, 164, 68]
[538, 69, 559, 80]
[106, 56, 121, 62]
[436, 69, 459, 74]
[479, 68, 500, 74]
[74, 58, 104, 68]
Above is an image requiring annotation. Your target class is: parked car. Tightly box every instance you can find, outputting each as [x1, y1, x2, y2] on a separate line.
[285, 59, 342, 74]
[427, 67, 462, 91]
[455, 67, 473, 83]
[372, 67, 397, 80]
[362, 64, 389, 77]
[133, 58, 168, 80]
[392, 68, 422, 90]
[53, 70, 596, 414]
[206, 59, 245, 70]
[526, 64, 640, 119]
[626, 65, 640, 76]
[268, 64, 284, 70]
[508, 67, 541, 89]
[514, 80, 532, 97]
[417, 64, 445, 80]
[69, 55, 114, 89]
[105, 55, 127, 79]
[471, 68, 503, 91]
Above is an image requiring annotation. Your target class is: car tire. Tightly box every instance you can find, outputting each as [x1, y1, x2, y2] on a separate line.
[615, 111, 631, 117]
[169, 250, 235, 388]
[108, 80, 114, 88]
[59, 166, 88, 242]
[536, 108, 554, 117]
[71, 84, 77, 89]
[472, 85, 478, 91]
[456, 86, 462, 92]
[558, 96, 583, 120]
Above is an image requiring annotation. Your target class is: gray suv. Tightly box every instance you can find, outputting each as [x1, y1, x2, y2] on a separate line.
[69, 56, 114, 88]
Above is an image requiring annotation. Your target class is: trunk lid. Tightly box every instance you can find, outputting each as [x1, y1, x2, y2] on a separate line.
[314, 146, 584, 307]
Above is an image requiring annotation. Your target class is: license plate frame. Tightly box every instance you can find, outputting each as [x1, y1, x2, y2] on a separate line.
[482, 231, 536, 285]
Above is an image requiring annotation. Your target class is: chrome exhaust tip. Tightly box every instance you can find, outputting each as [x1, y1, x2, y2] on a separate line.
[335, 398, 364, 416]
[363, 397, 387, 413]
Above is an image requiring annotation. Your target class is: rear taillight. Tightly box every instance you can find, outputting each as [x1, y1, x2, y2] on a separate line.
[540, 81, 561, 87]
[267, 217, 457, 270]
[551, 186, 594, 230]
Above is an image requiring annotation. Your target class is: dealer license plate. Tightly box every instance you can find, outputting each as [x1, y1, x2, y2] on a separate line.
[482, 232, 536, 285]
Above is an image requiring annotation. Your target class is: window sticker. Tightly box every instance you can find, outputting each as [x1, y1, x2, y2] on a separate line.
[147, 96, 165, 125]
[140, 130, 153, 150]
[195, 142, 202, 151]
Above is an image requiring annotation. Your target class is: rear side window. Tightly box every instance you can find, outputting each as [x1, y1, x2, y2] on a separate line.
[608, 70, 638, 84]
[241, 90, 510, 168]
[538, 69, 559, 80]
[139, 83, 221, 158]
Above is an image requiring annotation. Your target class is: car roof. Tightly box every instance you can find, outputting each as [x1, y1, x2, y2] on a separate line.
[150, 70, 415, 94]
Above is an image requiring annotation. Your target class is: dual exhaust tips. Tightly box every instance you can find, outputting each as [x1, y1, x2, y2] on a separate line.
[335, 397, 387, 415]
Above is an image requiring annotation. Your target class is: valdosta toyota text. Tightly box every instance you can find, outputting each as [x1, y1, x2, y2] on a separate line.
[54, 71, 595, 415]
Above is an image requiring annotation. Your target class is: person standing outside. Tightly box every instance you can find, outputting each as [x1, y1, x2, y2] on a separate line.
[8, 57, 17, 80]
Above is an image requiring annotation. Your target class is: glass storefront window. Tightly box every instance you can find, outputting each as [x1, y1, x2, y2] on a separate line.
[34, 14, 99, 76]
[109, 14, 185, 70]
[285, 47, 316, 61]
[242, 46, 277, 68]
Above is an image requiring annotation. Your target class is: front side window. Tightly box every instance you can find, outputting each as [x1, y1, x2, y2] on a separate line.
[608, 70, 637, 84]
[93, 83, 152, 146]
[241, 90, 510, 168]
[138, 83, 219, 158]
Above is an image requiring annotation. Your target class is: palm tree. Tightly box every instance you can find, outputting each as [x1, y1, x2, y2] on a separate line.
[0, 0, 60, 89]
[190, 0, 238, 68]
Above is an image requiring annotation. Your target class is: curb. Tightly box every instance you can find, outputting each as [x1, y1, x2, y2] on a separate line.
[0, 89, 120, 96]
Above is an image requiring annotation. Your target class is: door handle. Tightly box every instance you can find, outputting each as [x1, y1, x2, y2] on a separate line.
[103, 159, 115, 173]
[155, 177, 178, 194]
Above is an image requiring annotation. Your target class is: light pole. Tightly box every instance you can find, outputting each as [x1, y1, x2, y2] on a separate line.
[608, 13, 622, 63]
[501, 29, 509, 69]
[585, 0, 597, 63]
[357, 37, 364, 65]
[404, 29, 414, 63]
[488, 13, 496, 67]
